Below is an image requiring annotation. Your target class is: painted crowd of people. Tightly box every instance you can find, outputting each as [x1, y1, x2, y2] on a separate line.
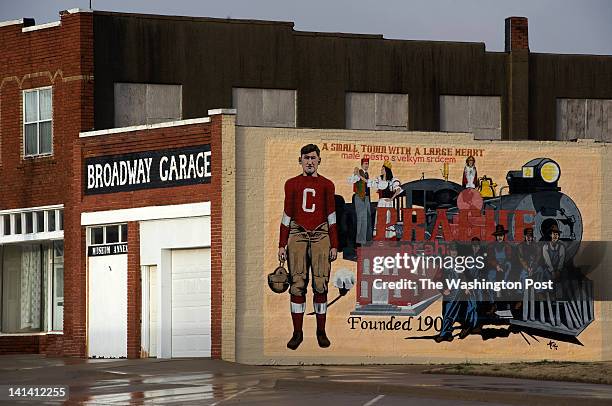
[347, 158, 403, 243]
[435, 223, 569, 342]
[347, 155, 484, 244]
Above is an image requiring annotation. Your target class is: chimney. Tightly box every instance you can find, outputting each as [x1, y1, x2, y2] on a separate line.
[505, 17, 529, 52]
[505, 16, 530, 140]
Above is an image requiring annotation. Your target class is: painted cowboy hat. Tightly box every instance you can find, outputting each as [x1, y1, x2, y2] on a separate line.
[492, 224, 509, 236]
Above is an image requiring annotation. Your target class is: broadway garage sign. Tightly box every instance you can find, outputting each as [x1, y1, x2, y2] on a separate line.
[84, 144, 211, 194]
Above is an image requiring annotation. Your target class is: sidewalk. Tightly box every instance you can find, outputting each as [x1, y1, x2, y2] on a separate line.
[1, 355, 611, 405]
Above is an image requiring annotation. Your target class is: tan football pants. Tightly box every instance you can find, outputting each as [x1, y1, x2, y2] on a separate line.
[287, 221, 331, 296]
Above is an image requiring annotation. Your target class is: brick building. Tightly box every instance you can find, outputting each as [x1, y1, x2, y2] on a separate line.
[76, 115, 227, 359]
[0, 8, 611, 360]
[0, 9, 92, 356]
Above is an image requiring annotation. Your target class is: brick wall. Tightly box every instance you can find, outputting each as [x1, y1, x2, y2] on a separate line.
[127, 221, 141, 358]
[209, 116, 224, 359]
[76, 117, 223, 358]
[0, 335, 41, 354]
[0, 10, 93, 356]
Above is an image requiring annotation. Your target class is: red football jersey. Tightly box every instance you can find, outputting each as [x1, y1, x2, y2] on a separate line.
[279, 174, 338, 248]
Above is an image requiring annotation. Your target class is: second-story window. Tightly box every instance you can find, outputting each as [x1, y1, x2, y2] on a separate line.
[23, 87, 53, 157]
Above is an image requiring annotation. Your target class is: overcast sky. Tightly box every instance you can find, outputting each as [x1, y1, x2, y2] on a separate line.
[2, 0, 611, 54]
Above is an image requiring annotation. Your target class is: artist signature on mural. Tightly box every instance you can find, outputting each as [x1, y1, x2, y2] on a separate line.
[547, 340, 559, 350]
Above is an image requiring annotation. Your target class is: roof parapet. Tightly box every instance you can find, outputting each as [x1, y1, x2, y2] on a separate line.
[22, 21, 61, 33]
[80, 117, 212, 138]
[0, 17, 35, 29]
[208, 108, 236, 116]
[67, 8, 92, 14]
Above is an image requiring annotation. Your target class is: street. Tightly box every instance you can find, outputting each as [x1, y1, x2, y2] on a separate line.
[1, 356, 612, 405]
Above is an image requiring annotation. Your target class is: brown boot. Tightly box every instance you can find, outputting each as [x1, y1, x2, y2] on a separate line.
[316, 330, 330, 348]
[287, 331, 303, 350]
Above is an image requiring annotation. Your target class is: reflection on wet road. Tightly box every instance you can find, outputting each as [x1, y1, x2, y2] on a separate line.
[1, 357, 611, 405]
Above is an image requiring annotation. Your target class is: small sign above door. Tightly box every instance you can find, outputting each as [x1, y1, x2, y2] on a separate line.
[88, 243, 128, 257]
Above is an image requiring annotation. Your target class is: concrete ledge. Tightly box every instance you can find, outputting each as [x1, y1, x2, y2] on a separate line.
[208, 108, 237, 116]
[22, 21, 61, 32]
[80, 117, 211, 138]
[0, 332, 63, 337]
[81, 202, 211, 225]
[67, 8, 93, 14]
[0, 19, 24, 28]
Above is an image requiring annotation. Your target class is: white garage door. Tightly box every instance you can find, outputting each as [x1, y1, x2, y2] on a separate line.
[88, 254, 128, 358]
[171, 248, 211, 357]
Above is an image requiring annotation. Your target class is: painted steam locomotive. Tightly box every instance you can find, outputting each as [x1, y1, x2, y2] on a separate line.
[338, 158, 593, 342]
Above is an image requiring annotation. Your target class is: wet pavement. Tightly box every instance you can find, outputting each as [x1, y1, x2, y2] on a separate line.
[0, 355, 611, 405]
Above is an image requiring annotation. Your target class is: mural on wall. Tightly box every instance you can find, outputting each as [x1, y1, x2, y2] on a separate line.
[275, 144, 339, 350]
[266, 139, 598, 357]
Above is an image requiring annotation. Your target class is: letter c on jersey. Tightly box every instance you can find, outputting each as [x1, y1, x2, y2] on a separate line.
[302, 188, 316, 213]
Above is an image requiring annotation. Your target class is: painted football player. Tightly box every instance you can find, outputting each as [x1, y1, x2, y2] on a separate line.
[278, 144, 338, 350]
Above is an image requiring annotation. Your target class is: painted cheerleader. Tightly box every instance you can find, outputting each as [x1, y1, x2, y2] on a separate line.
[370, 161, 402, 238]
[462, 155, 479, 189]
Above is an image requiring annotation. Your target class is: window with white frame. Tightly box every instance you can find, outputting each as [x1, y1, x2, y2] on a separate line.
[89, 224, 128, 246]
[0, 241, 64, 333]
[23, 87, 53, 157]
[0, 208, 63, 237]
[0, 206, 64, 333]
